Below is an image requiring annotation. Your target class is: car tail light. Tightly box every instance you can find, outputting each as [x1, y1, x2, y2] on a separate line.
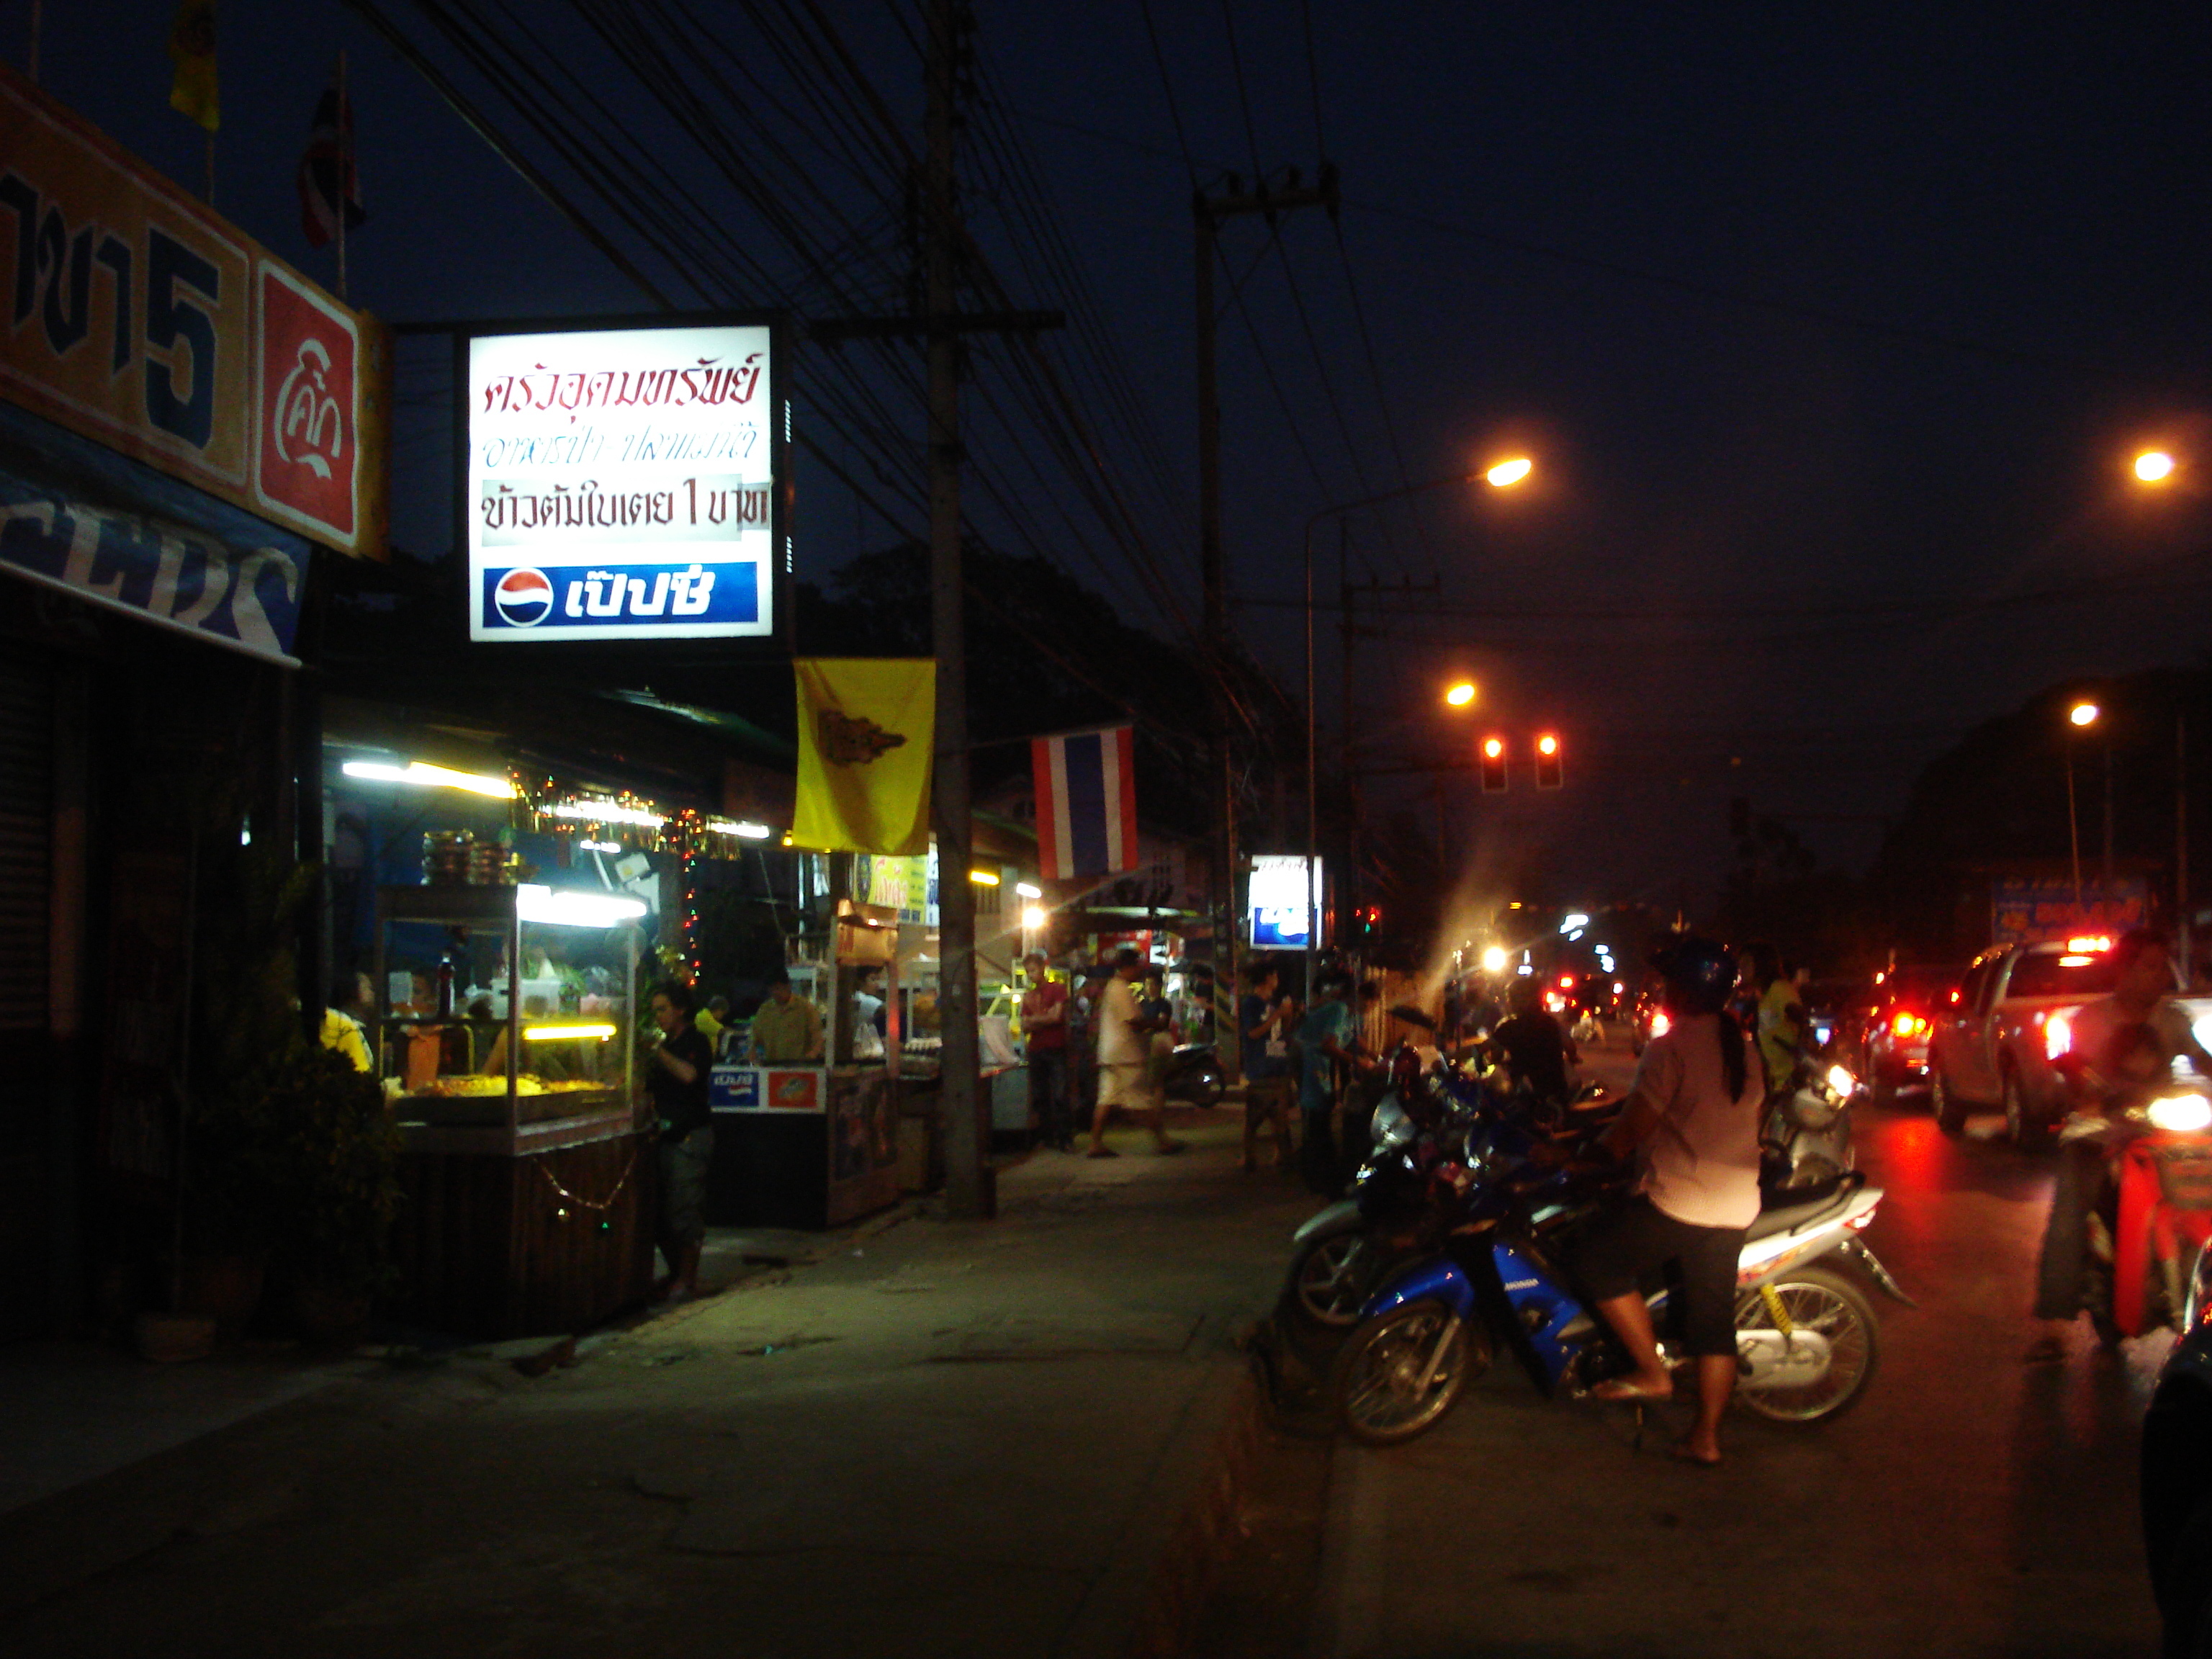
[1892, 1011, 1926, 1038]
[2046, 1010, 2073, 1063]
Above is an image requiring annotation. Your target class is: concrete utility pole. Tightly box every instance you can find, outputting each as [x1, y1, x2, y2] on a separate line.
[1195, 166, 1336, 1064]
[1339, 567, 1439, 915]
[925, 0, 986, 1219]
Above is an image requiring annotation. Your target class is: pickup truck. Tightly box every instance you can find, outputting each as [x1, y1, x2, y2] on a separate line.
[1929, 936, 2212, 1146]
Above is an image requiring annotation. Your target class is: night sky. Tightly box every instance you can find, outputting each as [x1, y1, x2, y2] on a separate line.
[35, 2, 2212, 926]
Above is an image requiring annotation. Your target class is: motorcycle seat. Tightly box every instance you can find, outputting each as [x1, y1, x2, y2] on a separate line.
[1745, 1171, 1863, 1243]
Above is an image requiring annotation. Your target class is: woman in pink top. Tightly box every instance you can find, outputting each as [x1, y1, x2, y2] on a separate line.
[1575, 935, 1765, 1465]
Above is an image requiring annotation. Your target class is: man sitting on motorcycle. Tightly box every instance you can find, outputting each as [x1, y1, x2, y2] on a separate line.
[2026, 926, 2212, 1363]
[1575, 935, 1767, 1465]
[1491, 975, 1581, 1112]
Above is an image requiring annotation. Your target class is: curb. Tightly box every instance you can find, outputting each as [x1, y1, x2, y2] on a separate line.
[1061, 1346, 1270, 1659]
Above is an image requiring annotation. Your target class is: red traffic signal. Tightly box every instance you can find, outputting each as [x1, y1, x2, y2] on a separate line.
[1534, 732, 1563, 789]
[1480, 735, 1507, 793]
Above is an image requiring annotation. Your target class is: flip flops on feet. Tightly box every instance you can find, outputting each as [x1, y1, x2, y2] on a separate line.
[1589, 1377, 1673, 1403]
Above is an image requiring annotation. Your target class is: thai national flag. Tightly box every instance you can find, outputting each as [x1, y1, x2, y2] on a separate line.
[1032, 725, 1138, 880]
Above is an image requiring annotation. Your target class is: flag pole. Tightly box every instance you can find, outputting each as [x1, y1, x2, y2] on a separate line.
[335, 48, 349, 302]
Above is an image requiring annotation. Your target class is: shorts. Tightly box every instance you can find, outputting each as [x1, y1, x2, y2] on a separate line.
[1244, 1076, 1294, 1120]
[1574, 1195, 1746, 1359]
[658, 1126, 714, 1246]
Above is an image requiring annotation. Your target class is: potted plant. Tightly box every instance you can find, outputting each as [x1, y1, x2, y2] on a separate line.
[264, 1043, 403, 1350]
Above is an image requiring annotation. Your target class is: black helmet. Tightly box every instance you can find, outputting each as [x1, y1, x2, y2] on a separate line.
[1653, 933, 1737, 1015]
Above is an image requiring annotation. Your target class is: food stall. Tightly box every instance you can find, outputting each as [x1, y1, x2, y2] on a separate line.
[706, 900, 902, 1228]
[371, 881, 653, 1338]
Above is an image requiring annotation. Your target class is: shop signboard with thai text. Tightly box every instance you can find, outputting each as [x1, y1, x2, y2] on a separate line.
[0, 63, 387, 559]
[1991, 875, 2148, 945]
[466, 316, 786, 644]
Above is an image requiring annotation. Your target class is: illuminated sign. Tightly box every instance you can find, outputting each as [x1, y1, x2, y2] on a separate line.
[1248, 855, 1324, 950]
[466, 318, 783, 643]
[0, 63, 387, 559]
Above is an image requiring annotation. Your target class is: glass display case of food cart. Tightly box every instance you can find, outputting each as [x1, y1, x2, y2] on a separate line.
[371, 883, 653, 1336]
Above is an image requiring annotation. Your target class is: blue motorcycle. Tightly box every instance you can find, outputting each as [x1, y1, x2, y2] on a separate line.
[1328, 1097, 1912, 1447]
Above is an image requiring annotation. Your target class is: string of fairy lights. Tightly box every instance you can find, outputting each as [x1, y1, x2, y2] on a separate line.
[505, 768, 791, 981]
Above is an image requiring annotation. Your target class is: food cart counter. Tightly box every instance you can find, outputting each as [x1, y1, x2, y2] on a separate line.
[372, 882, 655, 1338]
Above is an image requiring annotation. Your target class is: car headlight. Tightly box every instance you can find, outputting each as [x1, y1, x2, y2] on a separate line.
[2146, 1094, 2212, 1133]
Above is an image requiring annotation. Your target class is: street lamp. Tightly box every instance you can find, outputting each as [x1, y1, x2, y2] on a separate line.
[2135, 449, 2177, 484]
[2065, 701, 2103, 920]
[1301, 459, 1533, 1002]
[1444, 680, 1478, 708]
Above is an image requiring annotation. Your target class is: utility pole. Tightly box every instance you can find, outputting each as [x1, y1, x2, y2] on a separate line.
[1339, 567, 1439, 914]
[1195, 165, 1336, 1063]
[925, 0, 985, 1219]
[809, 9, 1058, 1220]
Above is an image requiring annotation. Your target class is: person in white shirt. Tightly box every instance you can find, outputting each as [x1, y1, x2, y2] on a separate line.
[1575, 935, 1766, 1465]
[1087, 948, 1183, 1158]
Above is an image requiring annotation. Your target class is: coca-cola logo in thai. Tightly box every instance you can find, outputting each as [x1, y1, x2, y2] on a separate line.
[256, 264, 356, 538]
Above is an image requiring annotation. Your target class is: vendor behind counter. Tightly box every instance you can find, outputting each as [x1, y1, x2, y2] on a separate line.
[751, 968, 824, 1061]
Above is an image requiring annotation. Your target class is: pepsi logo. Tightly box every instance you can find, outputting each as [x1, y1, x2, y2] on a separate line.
[493, 567, 554, 626]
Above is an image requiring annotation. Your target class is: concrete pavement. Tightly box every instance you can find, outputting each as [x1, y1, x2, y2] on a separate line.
[1, 1110, 1310, 1659]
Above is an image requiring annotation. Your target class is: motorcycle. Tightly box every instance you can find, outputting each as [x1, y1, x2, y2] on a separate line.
[1327, 1089, 1911, 1447]
[1285, 1025, 1614, 1331]
[2060, 1074, 2212, 1341]
[1157, 1040, 1226, 1107]
[1764, 1056, 1861, 1190]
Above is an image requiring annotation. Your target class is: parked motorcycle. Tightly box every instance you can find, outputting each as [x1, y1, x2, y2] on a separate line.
[1285, 1035, 1614, 1331]
[1157, 1041, 1225, 1107]
[1326, 1089, 1911, 1447]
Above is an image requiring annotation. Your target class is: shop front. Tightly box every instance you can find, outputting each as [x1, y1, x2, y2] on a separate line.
[0, 64, 387, 1339]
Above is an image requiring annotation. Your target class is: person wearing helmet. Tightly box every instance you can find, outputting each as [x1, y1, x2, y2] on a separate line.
[1491, 974, 1581, 1108]
[1574, 935, 1766, 1465]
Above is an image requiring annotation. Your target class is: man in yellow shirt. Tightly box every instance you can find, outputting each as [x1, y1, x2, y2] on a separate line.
[320, 973, 374, 1073]
[750, 968, 824, 1061]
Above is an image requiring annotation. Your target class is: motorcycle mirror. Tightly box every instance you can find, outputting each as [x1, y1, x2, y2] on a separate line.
[1388, 1004, 1437, 1032]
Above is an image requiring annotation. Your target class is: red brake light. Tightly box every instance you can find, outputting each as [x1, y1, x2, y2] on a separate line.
[1892, 1011, 1925, 1038]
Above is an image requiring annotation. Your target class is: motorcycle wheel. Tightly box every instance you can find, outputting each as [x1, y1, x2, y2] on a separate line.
[1732, 1265, 1879, 1424]
[1331, 1298, 1488, 1447]
[1187, 1064, 1225, 1108]
[1932, 1066, 1967, 1134]
[1290, 1232, 1378, 1328]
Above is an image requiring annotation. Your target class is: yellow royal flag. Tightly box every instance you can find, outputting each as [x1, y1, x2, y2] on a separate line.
[168, 0, 219, 132]
[792, 659, 935, 855]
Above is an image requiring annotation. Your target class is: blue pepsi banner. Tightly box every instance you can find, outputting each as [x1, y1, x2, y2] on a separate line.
[480, 559, 761, 634]
[0, 398, 310, 663]
[466, 318, 784, 644]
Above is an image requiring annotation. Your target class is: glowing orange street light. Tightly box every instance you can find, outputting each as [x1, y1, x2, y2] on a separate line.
[1485, 457, 1534, 488]
[2135, 449, 2177, 484]
[2070, 701, 2100, 728]
[1444, 681, 1478, 708]
[1483, 736, 1505, 759]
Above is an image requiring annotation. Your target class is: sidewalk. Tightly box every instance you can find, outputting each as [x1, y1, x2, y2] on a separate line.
[1, 1111, 1309, 1658]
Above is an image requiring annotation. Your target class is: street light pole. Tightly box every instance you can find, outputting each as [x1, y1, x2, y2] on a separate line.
[1299, 460, 1532, 1005]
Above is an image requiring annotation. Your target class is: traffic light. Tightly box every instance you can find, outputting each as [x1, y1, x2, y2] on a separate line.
[1534, 732, 1563, 789]
[1353, 904, 1382, 940]
[1480, 735, 1508, 793]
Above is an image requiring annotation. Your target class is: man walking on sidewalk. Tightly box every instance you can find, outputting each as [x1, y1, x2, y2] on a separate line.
[1020, 950, 1073, 1150]
[1089, 948, 1183, 1158]
[1240, 958, 1295, 1171]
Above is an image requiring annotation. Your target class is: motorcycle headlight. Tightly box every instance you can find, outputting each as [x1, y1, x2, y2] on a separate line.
[1372, 1096, 1416, 1151]
[2146, 1094, 2212, 1133]
[1825, 1064, 1858, 1100]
